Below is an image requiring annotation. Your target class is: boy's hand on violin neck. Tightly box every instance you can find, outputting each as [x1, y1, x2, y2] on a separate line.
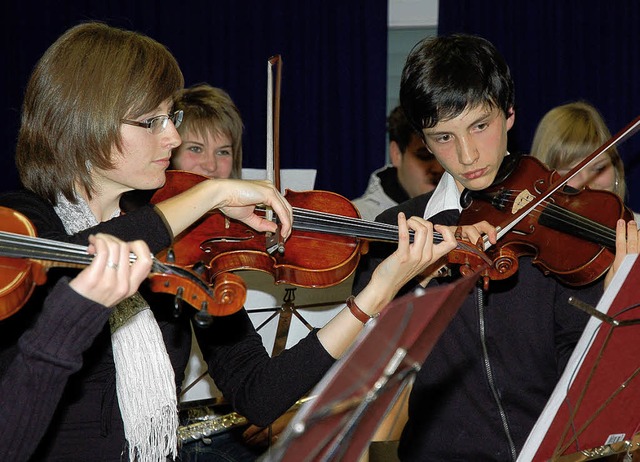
[452, 221, 497, 248]
[371, 215, 457, 295]
[605, 219, 639, 289]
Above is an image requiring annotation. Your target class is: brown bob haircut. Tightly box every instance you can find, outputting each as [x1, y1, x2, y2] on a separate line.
[16, 22, 184, 204]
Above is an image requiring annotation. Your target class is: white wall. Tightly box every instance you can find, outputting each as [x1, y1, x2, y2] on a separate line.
[389, 0, 438, 27]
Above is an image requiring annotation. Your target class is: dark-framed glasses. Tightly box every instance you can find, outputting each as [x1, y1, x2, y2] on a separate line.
[121, 110, 184, 134]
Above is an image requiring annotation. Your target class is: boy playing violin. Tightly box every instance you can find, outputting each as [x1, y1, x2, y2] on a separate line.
[353, 33, 638, 461]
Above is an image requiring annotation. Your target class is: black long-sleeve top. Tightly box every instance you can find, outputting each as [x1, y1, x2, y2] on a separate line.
[0, 190, 334, 461]
[352, 193, 603, 461]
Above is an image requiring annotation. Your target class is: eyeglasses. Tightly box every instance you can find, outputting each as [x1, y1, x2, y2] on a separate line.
[121, 110, 184, 135]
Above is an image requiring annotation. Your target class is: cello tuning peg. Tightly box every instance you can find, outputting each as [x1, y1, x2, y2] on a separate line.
[194, 302, 213, 328]
[173, 287, 184, 318]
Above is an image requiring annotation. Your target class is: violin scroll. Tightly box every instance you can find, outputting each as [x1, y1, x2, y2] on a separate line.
[445, 239, 518, 290]
[147, 266, 247, 318]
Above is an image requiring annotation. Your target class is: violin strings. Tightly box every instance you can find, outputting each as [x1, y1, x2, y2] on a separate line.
[289, 207, 447, 244]
[258, 191, 616, 257]
[257, 205, 493, 256]
[0, 232, 228, 301]
[494, 190, 616, 247]
[0, 230, 168, 271]
[0, 231, 93, 264]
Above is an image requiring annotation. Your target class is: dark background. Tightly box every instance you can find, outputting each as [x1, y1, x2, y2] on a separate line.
[2, 1, 639, 211]
[1, 0, 388, 200]
[439, 1, 640, 211]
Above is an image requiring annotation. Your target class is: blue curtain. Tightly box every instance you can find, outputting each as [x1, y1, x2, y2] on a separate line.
[438, 0, 640, 211]
[1, 0, 388, 200]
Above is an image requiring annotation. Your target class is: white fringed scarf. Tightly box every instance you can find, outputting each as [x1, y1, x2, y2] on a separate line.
[54, 194, 177, 462]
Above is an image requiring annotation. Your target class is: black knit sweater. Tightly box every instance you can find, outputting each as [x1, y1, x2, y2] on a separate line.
[352, 192, 603, 461]
[0, 190, 334, 461]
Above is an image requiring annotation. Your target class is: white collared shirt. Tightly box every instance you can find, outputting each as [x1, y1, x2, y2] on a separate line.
[423, 172, 461, 220]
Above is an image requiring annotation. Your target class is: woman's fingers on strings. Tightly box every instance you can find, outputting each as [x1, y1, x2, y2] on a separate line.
[614, 219, 639, 256]
[266, 185, 293, 239]
[127, 239, 153, 285]
[220, 179, 293, 239]
[605, 219, 639, 290]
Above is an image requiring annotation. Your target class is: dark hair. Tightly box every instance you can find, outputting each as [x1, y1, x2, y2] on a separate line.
[387, 105, 421, 152]
[16, 22, 184, 203]
[400, 34, 515, 134]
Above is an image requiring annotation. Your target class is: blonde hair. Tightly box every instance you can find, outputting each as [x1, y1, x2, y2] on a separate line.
[530, 101, 626, 198]
[172, 84, 244, 179]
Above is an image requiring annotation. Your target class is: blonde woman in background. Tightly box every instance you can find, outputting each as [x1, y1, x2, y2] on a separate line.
[171, 84, 243, 180]
[531, 100, 639, 221]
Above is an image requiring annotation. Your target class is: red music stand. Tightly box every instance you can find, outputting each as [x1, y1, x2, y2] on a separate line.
[519, 254, 640, 462]
[259, 271, 481, 462]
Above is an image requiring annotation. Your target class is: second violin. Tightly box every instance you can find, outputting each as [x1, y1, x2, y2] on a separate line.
[459, 154, 634, 286]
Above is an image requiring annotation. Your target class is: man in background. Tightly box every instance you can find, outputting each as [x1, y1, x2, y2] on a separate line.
[352, 105, 444, 220]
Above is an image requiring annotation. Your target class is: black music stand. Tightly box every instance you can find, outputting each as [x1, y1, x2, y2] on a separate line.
[518, 254, 640, 462]
[258, 271, 481, 462]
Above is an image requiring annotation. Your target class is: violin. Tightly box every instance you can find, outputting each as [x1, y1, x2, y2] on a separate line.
[151, 170, 513, 288]
[458, 115, 639, 287]
[0, 206, 247, 321]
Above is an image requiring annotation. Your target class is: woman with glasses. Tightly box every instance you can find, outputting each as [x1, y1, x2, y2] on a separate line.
[0, 22, 457, 462]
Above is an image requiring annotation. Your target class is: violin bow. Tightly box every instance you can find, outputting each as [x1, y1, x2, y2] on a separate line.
[488, 114, 640, 250]
[267, 54, 282, 192]
[266, 55, 285, 254]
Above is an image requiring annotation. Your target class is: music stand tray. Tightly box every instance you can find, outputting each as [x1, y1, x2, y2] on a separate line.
[260, 271, 481, 462]
[518, 254, 640, 462]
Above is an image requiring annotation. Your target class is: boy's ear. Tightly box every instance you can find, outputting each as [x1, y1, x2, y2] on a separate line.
[506, 107, 515, 131]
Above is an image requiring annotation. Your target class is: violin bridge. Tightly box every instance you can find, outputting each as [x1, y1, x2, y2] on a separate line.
[265, 226, 285, 255]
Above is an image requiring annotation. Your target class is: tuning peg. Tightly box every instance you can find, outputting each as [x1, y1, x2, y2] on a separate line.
[194, 302, 213, 328]
[192, 261, 207, 275]
[166, 248, 176, 264]
[173, 287, 184, 318]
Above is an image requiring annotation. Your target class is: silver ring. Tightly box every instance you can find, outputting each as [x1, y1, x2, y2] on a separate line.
[107, 260, 119, 270]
